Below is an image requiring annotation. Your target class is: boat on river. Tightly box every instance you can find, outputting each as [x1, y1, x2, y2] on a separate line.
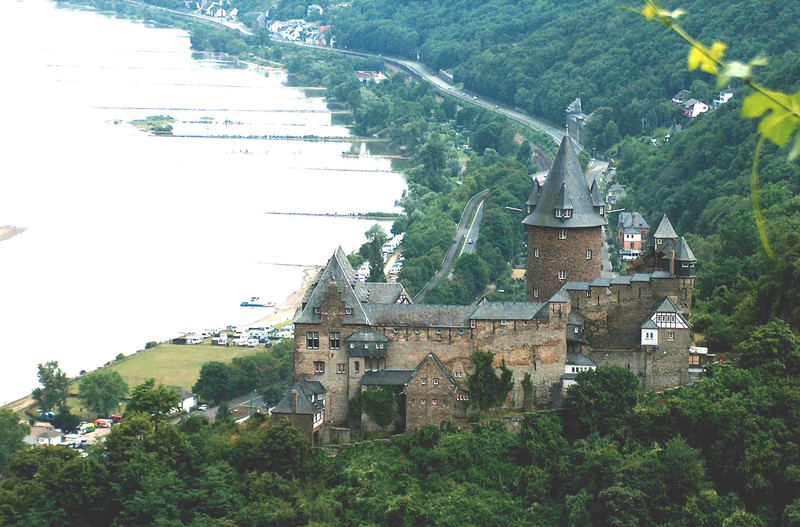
[240, 296, 275, 308]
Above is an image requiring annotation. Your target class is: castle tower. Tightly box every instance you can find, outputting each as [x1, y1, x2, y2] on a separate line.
[523, 137, 606, 301]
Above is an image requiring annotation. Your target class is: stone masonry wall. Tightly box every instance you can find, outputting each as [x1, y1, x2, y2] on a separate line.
[404, 359, 456, 432]
[527, 225, 603, 301]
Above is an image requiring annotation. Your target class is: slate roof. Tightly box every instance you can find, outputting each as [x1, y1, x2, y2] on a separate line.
[641, 319, 659, 329]
[363, 304, 475, 328]
[651, 270, 672, 279]
[590, 278, 611, 288]
[566, 351, 595, 367]
[589, 179, 604, 208]
[554, 183, 574, 211]
[403, 353, 458, 393]
[654, 297, 680, 313]
[525, 179, 541, 207]
[568, 311, 585, 325]
[346, 331, 389, 343]
[522, 137, 606, 229]
[565, 281, 590, 291]
[618, 212, 649, 230]
[669, 237, 696, 262]
[654, 214, 678, 239]
[169, 386, 193, 400]
[295, 248, 411, 325]
[566, 98, 583, 114]
[624, 227, 642, 236]
[470, 300, 547, 320]
[631, 274, 651, 283]
[608, 182, 625, 194]
[271, 381, 325, 415]
[562, 372, 578, 380]
[361, 369, 415, 386]
[610, 276, 632, 285]
[548, 287, 571, 303]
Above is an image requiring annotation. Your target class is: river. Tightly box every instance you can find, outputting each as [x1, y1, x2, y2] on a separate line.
[0, 0, 406, 404]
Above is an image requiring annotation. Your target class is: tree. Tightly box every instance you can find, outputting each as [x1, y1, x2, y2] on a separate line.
[562, 367, 640, 438]
[78, 370, 129, 416]
[360, 386, 398, 429]
[466, 350, 513, 411]
[32, 361, 70, 413]
[0, 409, 28, 473]
[193, 362, 233, 404]
[364, 224, 388, 282]
[125, 379, 180, 430]
[735, 319, 800, 375]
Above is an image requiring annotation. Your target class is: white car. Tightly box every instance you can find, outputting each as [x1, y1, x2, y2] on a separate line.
[197, 404, 209, 412]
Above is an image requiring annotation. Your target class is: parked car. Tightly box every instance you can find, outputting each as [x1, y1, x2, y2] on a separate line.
[197, 404, 209, 412]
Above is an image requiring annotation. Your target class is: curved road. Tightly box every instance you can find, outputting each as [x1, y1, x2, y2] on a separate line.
[413, 189, 489, 303]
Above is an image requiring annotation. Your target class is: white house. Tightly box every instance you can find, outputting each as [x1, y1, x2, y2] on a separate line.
[683, 99, 709, 118]
[170, 386, 196, 411]
[561, 351, 597, 390]
[712, 89, 734, 108]
[36, 429, 63, 446]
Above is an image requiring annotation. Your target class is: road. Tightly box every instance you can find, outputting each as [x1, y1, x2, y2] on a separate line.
[460, 199, 485, 256]
[413, 189, 489, 303]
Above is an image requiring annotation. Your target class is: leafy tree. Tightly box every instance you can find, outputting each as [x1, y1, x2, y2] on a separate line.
[466, 350, 513, 411]
[0, 409, 28, 473]
[562, 367, 640, 438]
[194, 361, 233, 404]
[78, 370, 129, 416]
[360, 386, 398, 429]
[32, 361, 70, 413]
[216, 401, 232, 423]
[125, 378, 180, 430]
[736, 319, 800, 375]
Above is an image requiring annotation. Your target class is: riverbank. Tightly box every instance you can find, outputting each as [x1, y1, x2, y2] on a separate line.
[0, 226, 26, 242]
[247, 265, 320, 329]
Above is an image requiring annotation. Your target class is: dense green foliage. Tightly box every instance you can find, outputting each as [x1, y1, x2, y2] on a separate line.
[78, 370, 129, 417]
[333, 0, 800, 139]
[466, 350, 513, 411]
[125, 378, 181, 429]
[193, 339, 293, 404]
[0, 410, 28, 474]
[32, 361, 70, 414]
[3, 361, 800, 525]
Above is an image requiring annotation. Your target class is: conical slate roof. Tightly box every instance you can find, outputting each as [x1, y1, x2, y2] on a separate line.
[522, 137, 606, 228]
[672, 237, 696, 262]
[654, 214, 678, 239]
[554, 183, 574, 210]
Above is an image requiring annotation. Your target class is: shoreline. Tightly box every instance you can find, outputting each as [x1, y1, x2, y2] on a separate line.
[246, 265, 321, 329]
[0, 226, 26, 242]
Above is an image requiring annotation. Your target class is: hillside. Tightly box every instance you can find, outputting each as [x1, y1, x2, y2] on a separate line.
[332, 0, 800, 137]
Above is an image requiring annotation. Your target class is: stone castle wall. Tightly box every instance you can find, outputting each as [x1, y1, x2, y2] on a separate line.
[527, 225, 603, 301]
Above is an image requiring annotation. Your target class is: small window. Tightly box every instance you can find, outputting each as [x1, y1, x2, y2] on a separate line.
[689, 355, 700, 365]
[564, 209, 572, 218]
[414, 328, 420, 335]
[313, 361, 325, 374]
[522, 321, 528, 327]
[306, 332, 319, 349]
[559, 228, 567, 240]
[599, 206, 604, 215]
[574, 327, 579, 333]
[345, 307, 353, 315]
[421, 378, 427, 385]
[534, 248, 540, 258]
[336, 363, 346, 374]
[533, 288, 539, 298]
[459, 329, 465, 336]
[354, 361, 359, 373]
[586, 249, 592, 260]
[432, 398, 438, 406]
[329, 332, 340, 350]
[586, 290, 591, 298]
[500, 319, 507, 326]
[349, 342, 354, 349]
[313, 307, 321, 314]
[421, 399, 426, 405]
[470, 320, 476, 329]
[433, 378, 439, 385]
[393, 328, 398, 334]
[436, 329, 442, 335]
[377, 342, 384, 349]
[668, 331, 675, 341]
[558, 270, 566, 281]
[555, 209, 563, 218]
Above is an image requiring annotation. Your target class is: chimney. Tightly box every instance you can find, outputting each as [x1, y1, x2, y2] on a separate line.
[669, 250, 675, 276]
[291, 389, 298, 413]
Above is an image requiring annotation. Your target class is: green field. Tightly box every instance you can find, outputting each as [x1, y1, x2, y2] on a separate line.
[100, 342, 263, 393]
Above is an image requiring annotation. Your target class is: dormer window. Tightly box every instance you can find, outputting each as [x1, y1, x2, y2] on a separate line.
[554, 208, 572, 219]
[345, 307, 353, 315]
[564, 209, 572, 218]
[555, 209, 563, 218]
[313, 307, 321, 314]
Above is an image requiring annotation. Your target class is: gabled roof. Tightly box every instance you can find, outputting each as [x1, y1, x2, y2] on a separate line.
[346, 331, 389, 343]
[566, 98, 583, 115]
[548, 288, 571, 303]
[589, 179, 604, 208]
[654, 297, 680, 313]
[525, 179, 541, 207]
[295, 378, 326, 395]
[271, 381, 325, 415]
[623, 227, 642, 236]
[654, 214, 678, 239]
[641, 319, 659, 329]
[470, 299, 547, 320]
[608, 182, 625, 193]
[362, 304, 475, 328]
[554, 183, 574, 210]
[364, 282, 409, 303]
[361, 369, 415, 386]
[568, 311, 585, 325]
[566, 351, 595, 367]
[169, 386, 193, 400]
[522, 137, 606, 229]
[404, 353, 458, 393]
[618, 212, 649, 230]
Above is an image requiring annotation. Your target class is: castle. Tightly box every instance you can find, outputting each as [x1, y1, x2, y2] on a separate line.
[273, 137, 698, 443]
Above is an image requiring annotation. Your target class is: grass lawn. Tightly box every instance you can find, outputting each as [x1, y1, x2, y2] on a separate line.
[102, 342, 262, 393]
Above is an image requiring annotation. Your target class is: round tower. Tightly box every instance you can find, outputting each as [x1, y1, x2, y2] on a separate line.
[523, 138, 606, 301]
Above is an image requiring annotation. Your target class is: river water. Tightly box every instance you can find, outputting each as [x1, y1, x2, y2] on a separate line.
[0, 0, 406, 404]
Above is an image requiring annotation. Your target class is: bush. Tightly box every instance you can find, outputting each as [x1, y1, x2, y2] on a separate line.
[145, 341, 158, 349]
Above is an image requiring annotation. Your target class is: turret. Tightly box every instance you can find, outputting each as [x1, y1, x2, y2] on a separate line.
[523, 137, 606, 300]
[653, 214, 678, 251]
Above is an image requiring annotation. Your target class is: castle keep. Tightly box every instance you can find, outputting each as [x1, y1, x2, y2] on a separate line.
[282, 137, 697, 441]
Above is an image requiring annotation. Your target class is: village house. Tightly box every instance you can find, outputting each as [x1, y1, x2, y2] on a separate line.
[291, 137, 698, 441]
[565, 98, 593, 145]
[683, 98, 709, 118]
[671, 89, 691, 105]
[606, 180, 626, 206]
